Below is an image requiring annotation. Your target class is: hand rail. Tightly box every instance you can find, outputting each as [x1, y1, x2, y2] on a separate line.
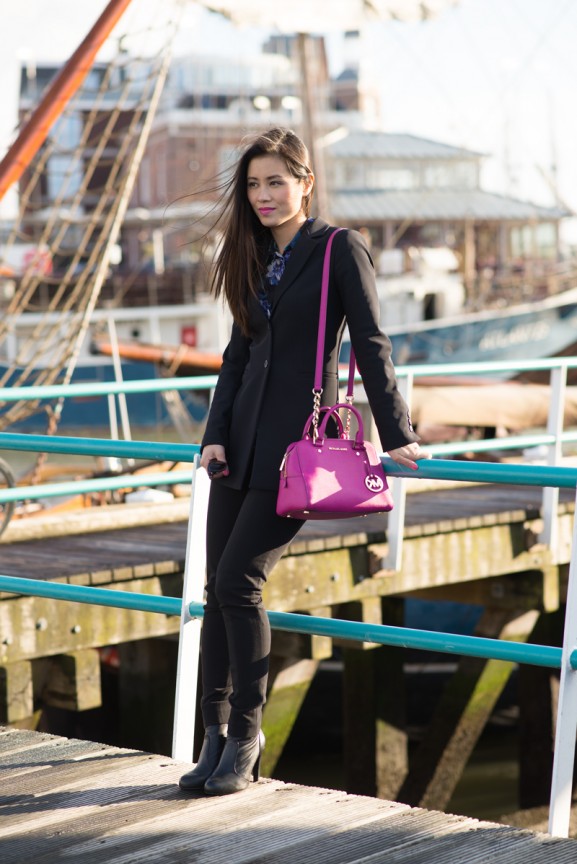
[0, 445, 576, 836]
[1, 355, 576, 403]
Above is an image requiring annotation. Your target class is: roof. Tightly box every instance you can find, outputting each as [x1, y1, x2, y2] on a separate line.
[329, 188, 570, 222]
[327, 130, 483, 160]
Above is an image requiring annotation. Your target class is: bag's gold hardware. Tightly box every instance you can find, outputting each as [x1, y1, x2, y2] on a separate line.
[312, 388, 322, 443]
[344, 393, 354, 439]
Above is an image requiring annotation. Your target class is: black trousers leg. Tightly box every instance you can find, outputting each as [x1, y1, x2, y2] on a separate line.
[201, 482, 304, 739]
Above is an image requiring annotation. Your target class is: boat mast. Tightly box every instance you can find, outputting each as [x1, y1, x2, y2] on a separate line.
[0, 0, 133, 203]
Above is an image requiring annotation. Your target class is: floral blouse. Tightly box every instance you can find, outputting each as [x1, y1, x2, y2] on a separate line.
[258, 218, 314, 319]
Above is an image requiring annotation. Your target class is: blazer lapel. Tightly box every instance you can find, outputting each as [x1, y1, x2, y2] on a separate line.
[270, 218, 331, 314]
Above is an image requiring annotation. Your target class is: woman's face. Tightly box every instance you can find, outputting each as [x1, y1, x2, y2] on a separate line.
[247, 155, 313, 249]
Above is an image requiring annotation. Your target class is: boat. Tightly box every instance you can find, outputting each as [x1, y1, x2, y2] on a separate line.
[2, 0, 576, 443]
[340, 246, 577, 368]
[0, 0, 231, 435]
[379, 285, 577, 367]
[91, 335, 222, 376]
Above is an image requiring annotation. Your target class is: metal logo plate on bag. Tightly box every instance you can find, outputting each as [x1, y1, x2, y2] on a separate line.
[365, 474, 384, 492]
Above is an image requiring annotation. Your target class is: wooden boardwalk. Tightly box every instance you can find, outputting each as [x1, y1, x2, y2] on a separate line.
[1, 481, 576, 827]
[0, 481, 574, 584]
[0, 726, 576, 863]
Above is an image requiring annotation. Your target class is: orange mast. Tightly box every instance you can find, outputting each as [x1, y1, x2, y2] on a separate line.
[0, 0, 133, 203]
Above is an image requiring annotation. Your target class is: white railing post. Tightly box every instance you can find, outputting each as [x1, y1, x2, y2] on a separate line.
[382, 371, 413, 571]
[540, 364, 567, 559]
[172, 454, 209, 762]
[548, 483, 577, 837]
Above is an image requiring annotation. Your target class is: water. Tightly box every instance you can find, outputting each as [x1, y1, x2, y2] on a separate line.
[273, 658, 522, 825]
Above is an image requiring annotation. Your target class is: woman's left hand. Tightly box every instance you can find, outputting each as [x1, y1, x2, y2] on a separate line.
[387, 442, 430, 470]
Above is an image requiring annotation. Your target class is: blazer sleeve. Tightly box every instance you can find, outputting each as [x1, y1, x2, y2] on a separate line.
[201, 321, 251, 450]
[333, 229, 419, 451]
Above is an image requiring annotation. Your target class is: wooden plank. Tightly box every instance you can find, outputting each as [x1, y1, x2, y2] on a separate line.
[0, 523, 188, 582]
[0, 576, 183, 666]
[0, 661, 33, 723]
[0, 730, 575, 862]
[0, 727, 61, 753]
[0, 485, 574, 588]
[0, 746, 143, 798]
[41, 650, 102, 712]
[0, 736, 113, 781]
[398, 608, 540, 811]
[1, 499, 191, 543]
[262, 655, 320, 776]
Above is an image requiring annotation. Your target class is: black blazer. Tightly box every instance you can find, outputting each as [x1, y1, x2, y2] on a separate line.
[201, 218, 418, 491]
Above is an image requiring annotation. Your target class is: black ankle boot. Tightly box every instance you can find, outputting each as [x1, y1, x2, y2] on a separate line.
[178, 724, 228, 792]
[203, 730, 265, 795]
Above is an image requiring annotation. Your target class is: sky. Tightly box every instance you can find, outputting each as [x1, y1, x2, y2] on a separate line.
[2, 0, 577, 242]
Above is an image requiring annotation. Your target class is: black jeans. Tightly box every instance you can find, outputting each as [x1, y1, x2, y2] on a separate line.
[201, 481, 304, 738]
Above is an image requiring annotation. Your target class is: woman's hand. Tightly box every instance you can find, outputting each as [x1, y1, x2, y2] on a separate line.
[387, 441, 430, 470]
[200, 444, 229, 478]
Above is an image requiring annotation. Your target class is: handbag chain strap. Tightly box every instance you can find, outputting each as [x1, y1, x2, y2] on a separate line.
[312, 228, 356, 441]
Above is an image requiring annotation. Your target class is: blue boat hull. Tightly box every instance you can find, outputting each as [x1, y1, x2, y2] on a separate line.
[343, 289, 577, 368]
[2, 361, 209, 432]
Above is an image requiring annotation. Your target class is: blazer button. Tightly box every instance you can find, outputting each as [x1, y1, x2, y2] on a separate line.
[264, 360, 269, 368]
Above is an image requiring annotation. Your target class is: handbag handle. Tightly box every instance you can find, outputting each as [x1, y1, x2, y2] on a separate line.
[301, 406, 345, 439]
[317, 402, 365, 446]
[312, 228, 357, 439]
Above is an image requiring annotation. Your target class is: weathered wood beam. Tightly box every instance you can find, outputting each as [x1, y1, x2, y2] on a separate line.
[397, 606, 539, 811]
[118, 637, 178, 756]
[399, 569, 558, 613]
[0, 575, 183, 665]
[334, 597, 383, 650]
[376, 599, 408, 801]
[341, 598, 408, 798]
[262, 651, 321, 778]
[41, 650, 102, 712]
[265, 519, 561, 616]
[0, 660, 33, 723]
[518, 608, 564, 809]
[342, 646, 377, 796]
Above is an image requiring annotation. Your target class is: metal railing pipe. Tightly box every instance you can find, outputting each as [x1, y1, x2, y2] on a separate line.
[0, 574, 567, 671]
[0, 470, 193, 504]
[3, 432, 577, 489]
[0, 356, 575, 407]
[190, 602, 564, 670]
[0, 574, 181, 615]
[0, 432, 200, 462]
[0, 375, 218, 402]
[381, 457, 577, 489]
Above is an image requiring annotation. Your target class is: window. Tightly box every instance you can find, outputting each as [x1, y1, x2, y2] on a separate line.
[365, 167, 414, 190]
[424, 161, 478, 189]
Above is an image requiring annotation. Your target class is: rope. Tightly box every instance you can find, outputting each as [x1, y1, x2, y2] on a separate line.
[0, 1, 183, 433]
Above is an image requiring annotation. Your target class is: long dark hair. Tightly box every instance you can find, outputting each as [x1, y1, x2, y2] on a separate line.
[209, 128, 314, 335]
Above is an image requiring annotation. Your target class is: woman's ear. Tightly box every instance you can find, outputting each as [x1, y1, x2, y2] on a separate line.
[303, 173, 315, 197]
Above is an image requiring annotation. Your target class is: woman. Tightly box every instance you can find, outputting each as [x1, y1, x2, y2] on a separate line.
[178, 127, 427, 796]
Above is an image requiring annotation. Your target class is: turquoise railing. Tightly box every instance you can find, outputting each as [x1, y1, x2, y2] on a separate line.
[2, 434, 577, 503]
[1, 356, 577, 405]
[1, 432, 577, 836]
[1, 355, 576, 509]
[1, 357, 577, 835]
[0, 574, 568, 670]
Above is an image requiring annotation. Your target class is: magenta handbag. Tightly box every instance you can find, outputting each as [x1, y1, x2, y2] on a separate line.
[276, 230, 393, 520]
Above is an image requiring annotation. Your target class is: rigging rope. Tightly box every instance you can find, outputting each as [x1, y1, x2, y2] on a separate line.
[0, 0, 183, 433]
